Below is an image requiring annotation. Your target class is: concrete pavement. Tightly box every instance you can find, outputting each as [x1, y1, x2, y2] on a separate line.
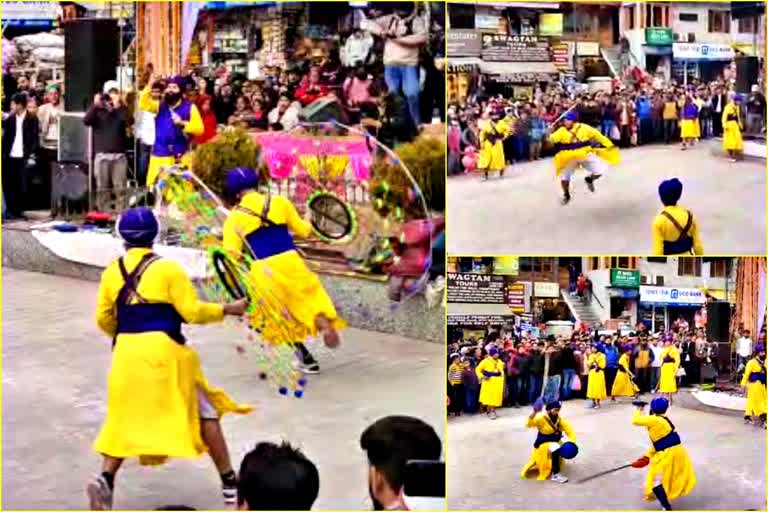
[447, 141, 765, 254]
[1, 269, 444, 510]
[447, 399, 766, 510]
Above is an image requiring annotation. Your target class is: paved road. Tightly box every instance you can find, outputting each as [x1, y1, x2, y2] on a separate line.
[447, 142, 765, 254]
[2, 270, 444, 510]
[447, 399, 766, 510]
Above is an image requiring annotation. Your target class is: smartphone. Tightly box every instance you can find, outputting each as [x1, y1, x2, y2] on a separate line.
[402, 460, 445, 510]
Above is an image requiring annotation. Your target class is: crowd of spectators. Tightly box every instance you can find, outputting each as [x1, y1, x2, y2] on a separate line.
[448, 73, 766, 175]
[447, 320, 764, 417]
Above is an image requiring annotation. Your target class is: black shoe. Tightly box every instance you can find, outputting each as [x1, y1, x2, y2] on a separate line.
[585, 174, 602, 192]
[561, 194, 571, 205]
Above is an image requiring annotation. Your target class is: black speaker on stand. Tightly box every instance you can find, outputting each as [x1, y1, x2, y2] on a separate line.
[64, 19, 120, 112]
[707, 301, 732, 372]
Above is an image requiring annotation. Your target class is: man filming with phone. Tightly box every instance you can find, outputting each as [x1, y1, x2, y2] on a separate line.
[83, 81, 129, 211]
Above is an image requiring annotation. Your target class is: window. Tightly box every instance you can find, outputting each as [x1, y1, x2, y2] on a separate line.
[646, 257, 668, 263]
[708, 10, 731, 33]
[564, 7, 596, 36]
[449, 4, 475, 29]
[587, 257, 601, 271]
[710, 260, 727, 278]
[645, 4, 668, 27]
[625, 6, 636, 30]
[656, 275, 665, 286]
[678, 257, 702, 276]
[520, 257, 552, 274]
[738, 17, 757, 33]
[641, 275, 648, 284]
[679, 13, 698, 22]
[610, 257, 638, 270]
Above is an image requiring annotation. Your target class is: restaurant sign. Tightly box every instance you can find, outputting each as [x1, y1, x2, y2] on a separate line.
[481, 34, 550, 62]
[507, 283, 527, 313]
[447, 30, 482, 57]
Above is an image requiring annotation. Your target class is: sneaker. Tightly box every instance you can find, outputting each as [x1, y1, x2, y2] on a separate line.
[561, 194, 571, 205]
[550, 473, 569, 483]
[222, 483, 237, 505]
[296, 361, 320, 374]
[86, 475, 113, 510]
[585, 174, 602, 192]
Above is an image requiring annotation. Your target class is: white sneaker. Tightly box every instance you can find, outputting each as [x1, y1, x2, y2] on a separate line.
[86, 475, 113, 510]
[550, 473, 568, 483]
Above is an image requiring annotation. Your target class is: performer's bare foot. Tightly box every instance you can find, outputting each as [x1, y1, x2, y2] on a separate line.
[316, 315, 340, 348]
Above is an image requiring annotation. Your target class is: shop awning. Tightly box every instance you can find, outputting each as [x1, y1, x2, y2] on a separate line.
[643, 44, 673, 56]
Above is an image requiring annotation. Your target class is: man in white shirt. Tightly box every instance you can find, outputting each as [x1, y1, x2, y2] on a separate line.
[36, 84, 61, 210]
[2, 93, 39, 219]
[737, 330, 753, 370]
[135, 81, 163, 186]
[650, 336, 664, 391]
[268, 93, 300, 132]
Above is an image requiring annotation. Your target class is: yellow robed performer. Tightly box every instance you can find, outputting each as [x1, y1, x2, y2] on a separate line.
[140, 75, 204, 188]
[740, 343, 766, 428]
[476, 111, 506, 180]
[521, 401, 578, 483]
[88, 207, 253, 510]
[612, 347, 640, 397]
[221, 167, 346, 374]
[549, 110, 620, 205]
[630, 398, 696, 511]
[722, 95, 744, 162]
[651, 178, 703, 256]
[657, 338, 680, 401]
[586, 347, 607, 408]
[475, 347, 505, 419]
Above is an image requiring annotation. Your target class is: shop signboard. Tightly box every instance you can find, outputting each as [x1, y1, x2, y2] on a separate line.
[494, 256, 519, 275]
[539, 13, 563, 36]
[576, 41, 600, 56]
[1, 1, 58, 25]
[534, 281, 560, 298]
[490, 72, 559, 83]
[507, 283, 526, 313]
[610, 269, 640, 288]
[447, 273, 507, 304]
[645, 28, 673, 46]
[550, 42, 572, 70]
[447, 315, 516, 327]
[476, 13, 503, 30]
[481, 34, 550, 62]
[447, 30, 482, 57]
[639, 286, 706, 305]
[672, 43, 734, 60]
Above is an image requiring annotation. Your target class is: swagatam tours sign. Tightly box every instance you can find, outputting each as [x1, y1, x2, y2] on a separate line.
[447, 273, 507, 303]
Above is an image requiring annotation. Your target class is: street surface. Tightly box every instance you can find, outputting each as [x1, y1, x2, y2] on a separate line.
[447, 399, 766, 510]
[2, 269, 444, 510]
[447, 142, 765, 254]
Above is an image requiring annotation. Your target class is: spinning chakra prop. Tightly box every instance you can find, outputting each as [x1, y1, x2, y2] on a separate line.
[151, 121, 435, 397]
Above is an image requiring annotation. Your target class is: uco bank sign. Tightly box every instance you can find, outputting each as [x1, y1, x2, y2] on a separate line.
[639, 286, 706, 305]
[672, 43, 734, 61]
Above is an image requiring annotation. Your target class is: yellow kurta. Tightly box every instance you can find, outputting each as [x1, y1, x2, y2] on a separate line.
[740, 358, 767, 417]
[476, 356, 505, 407]
[140, 86, 204, 187]
[94, 248, 253, 465]
[587, 352, 607, 400]
[632, 409, 696, 501]
[549, 123, 620, 175]
[658, 346, 680, 393]
[679, 118, 699, 139]
[651, 206, 704, 256]
[722, 103, 744, 152]
[222, 191, 346, 343]
[521, 413, 577, 480]
[612, 352, 640, 397]
[476, 119, 506, 172]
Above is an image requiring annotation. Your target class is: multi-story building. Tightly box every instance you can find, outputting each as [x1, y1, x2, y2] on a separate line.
[620, 1, 764, 84]
[584, 256, 736, 332]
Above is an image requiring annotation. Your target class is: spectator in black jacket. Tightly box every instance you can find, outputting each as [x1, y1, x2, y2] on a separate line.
[2, 93, 40, 219]
[83, 85, 129, 210]
[559, 343, 578, 400]
[528, 344, 545, 403]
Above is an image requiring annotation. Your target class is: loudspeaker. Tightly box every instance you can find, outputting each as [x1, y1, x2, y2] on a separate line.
[64, 19, 120, 112]
[58, 112, 90, 163]
[735, 56, 759, 95]
[707, 301, 731, 343]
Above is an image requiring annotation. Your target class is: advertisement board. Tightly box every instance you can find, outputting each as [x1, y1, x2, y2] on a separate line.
[639, 286, 706, 305]
[481, 34, 550, 62]
[448, 273, 507, 304]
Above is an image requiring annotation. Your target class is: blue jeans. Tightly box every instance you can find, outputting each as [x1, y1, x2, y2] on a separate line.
[561, 369, 576, 400]
[543, 375, 561, 404]
[528, 374, 543, 403]
[506, 375, 522, 406]
[137, 142, 152, 187]
[601, 120, 616, 138]
[465, 386, 479, 414]
[650, 367, 661, 391]
[384, 65, 421, 127]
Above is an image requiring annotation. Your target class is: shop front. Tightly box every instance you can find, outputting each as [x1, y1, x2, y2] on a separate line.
[638, 285, 706, 333]
[607, 268, 640, 325]
[480, 33, 559, 98]
[447, 29, 482, 104]
[643, 27, 673, 79]
[672, 42, 735, 84]
[447, 315, 517, 344]
[531, 281, 571, 324]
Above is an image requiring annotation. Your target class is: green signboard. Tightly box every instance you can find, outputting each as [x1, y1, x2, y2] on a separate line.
[611, 269, 640, 288]
[645, 28, 673, 46]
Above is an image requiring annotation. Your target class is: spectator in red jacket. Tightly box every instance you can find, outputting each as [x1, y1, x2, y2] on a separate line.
[295, 67, 330, 107]
[194, 96, 218, 145]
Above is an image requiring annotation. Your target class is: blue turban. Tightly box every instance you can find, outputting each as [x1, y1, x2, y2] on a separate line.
[650, 397, 669, 414]
[488, 347, 499, 356]
[225, 167, 259, 198]
[168, 75, 188, 89]
[564, 110, 578, 121]
[546, 400, 562, 411]
[118, 207, 159, 247]
[733, 94, 744, 103]
[756, 344, 765, 353]
[658, 178, 683, 206]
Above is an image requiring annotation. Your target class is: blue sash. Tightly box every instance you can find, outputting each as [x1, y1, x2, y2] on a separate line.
[115, 253, 186, 345]
[534, 432, 562, 448]
[663, 355, 675, 364]
[555, 141, 592, 151]
[749, 372, 767, 385]
[236, 200, 296, 259]
[482, 370, 502, 378]
[652, 431, 681, 451]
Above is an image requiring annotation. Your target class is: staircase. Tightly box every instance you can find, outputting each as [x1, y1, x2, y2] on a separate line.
[560, 288, 601, 325]
[600, 46, 623, 77]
